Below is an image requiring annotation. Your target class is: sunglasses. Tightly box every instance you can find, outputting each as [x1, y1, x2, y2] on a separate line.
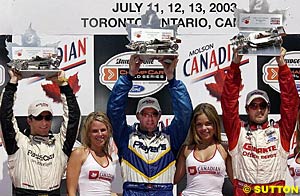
[141, 112, 159, 118]
[248, 102, 269, 110]
[31, 114, 53, 121]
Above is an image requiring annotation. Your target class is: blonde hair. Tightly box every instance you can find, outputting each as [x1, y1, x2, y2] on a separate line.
[81, 111, 113, 159]
[186, 103, 221, 145]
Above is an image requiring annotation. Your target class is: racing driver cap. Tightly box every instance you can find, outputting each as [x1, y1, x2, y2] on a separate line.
[28, 100, 53, 117]
[245, 89, 270, 107]
[136, 97, 161, 114]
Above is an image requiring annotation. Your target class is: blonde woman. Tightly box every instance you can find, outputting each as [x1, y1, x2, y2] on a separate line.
[67, 112, 120, 196]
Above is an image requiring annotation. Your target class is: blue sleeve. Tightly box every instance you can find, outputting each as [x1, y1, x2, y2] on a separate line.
[165, 78, 193, 156]
[107, 74, 133, 156]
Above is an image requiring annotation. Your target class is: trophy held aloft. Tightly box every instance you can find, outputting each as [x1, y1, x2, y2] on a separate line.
[126, 7, 179, 62]
[231, 5, 287, 56]
[8, 54, 62, 78]
[7, 24, 62, 78]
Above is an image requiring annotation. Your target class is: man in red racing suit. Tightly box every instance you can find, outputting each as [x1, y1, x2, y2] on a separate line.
[221, 48, 299, 196]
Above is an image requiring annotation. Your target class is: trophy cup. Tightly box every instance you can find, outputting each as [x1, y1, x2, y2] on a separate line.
[125, 7, 180, 62]
[8, 54, 61, 78]
[7, 25, 62, 78]
[231, 1, 286, 56]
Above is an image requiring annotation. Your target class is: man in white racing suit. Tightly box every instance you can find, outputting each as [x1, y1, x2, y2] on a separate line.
[221, 48, 299, 196]
[0, 70, 81, 195]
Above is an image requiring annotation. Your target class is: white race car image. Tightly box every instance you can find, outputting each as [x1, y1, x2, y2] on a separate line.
[126, 37, 181, 53]
[230, 26, 286, 50]
[8, 56, 61, 71]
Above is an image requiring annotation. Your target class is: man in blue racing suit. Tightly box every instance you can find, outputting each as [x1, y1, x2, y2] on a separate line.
[107, 54, 193, 196]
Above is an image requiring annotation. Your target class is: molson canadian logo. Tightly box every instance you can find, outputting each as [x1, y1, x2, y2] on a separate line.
[57, 37, 87, 70]
[263, 51, 300, 93]
[99, 52, 168, 97]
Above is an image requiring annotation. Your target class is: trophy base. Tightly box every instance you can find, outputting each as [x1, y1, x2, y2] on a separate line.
[237, 45, 281, 56]
[138, 53, 179, 61]
[231, 27, 284, 56]
[18, 70, 61, 78]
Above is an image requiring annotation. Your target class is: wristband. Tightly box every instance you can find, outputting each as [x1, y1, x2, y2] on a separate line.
[57, 77, 68, 85]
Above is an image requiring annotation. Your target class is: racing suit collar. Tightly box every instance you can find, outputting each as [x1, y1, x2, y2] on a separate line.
[24, 128, 54, 136]
[246, 120, 269, 130]
[29, 134, 56, 145]
[24, 128, 56, 144]
[137, 126, 160, 137]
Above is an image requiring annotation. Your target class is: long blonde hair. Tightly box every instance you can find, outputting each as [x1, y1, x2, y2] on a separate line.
[186, 103, 221, 145]
[81, 111, 113, 159]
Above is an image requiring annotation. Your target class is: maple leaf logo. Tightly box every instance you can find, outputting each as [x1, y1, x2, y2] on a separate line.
[42, 82, 61, 103]
[89, 171, 99, 179]
[41, 72, 81, 103]
[68, 73, 81, 94]
[205, 68, 244, 101]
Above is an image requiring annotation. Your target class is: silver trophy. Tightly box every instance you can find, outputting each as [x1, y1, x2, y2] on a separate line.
[8, 55, 61, 78]
[231, 0, 287, 56]
[231, 26, 286, 55]
[8, 24, 62, 78]
[126, 7, 179, 61]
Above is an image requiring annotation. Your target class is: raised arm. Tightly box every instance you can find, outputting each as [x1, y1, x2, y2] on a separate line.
[161, 57, 193, 155]
[0, 69, 22, 155]
[220, 50, 243, 151]
[276, 48, 299, 151]
[107, 54, 143, 153]
[48, 71, 81, 157]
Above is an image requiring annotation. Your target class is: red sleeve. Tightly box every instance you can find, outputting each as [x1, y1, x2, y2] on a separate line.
[221, 62, 242, 151]
[278, 64, 299, 151]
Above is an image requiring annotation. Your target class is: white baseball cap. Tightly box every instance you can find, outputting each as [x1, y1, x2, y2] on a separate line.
[136, 97, 161, 114]
[28, 100, 53, 117]
[245, 89, 270, 106]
